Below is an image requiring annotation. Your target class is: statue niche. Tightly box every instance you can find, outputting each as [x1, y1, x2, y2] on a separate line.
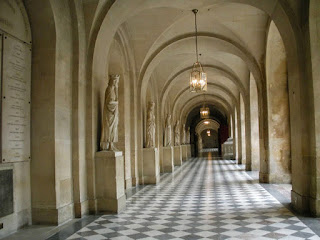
[146, 101, 156, 148]
[100, 74, 120, 151]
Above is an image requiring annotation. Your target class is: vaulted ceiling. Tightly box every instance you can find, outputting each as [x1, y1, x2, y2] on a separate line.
[116, 2, 269, 121]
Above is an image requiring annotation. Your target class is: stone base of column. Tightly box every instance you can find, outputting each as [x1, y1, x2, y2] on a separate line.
[309, 196, 320, 217]
[125, 178, 133, 190]
[32, 203, 74, 225]
[162, 146, 174, 172]
[245, 164, 252, 171]
[269, 173, 291, 184]
[181, 145, 188, 161]
[291, 190, 310, 215]
[143, 148, 160, 184]
[259, 172, 291, 184]
[74, 199, 89, 218]
[259, 172, 269, 183]
[95, 151, 126, 213]
[88, 198, 97, 214]
[131, 177, 139, 186]
[174, 146, 182, 166]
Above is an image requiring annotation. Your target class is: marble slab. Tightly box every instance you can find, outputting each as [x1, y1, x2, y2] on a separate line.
[1, 35, 31, 163]
[0, 169, 13, 217]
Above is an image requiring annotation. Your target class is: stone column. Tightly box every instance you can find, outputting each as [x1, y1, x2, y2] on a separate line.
[250, 74, 260, 171]
[266, 22, 291, 183]
[309, 0, 320, 216]
[232, 112, 237, 160]
[240, 95, 246, 165]
[236, 106, 242, 164]
[30, 0, 74, 225]
[244, 97, 252, 171]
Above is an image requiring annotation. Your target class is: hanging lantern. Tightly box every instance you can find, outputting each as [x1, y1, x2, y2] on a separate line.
[207, 129, 211, 136]
[200, 106, 210, 119]
[190, 62, 207, 92]
[189, 9, 207, 93]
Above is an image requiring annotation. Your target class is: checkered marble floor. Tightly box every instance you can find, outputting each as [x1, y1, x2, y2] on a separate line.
[67, 158, 320, 240]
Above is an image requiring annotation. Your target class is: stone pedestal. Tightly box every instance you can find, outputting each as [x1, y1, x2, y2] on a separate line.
[95, 151, 126, 213]
[162, 147, 174, 172]
[181, 145, 188, 161]
[222, 138, 234, 160]
[143, 148, 160, 184]
[173, 146, 182, 166]
[187, 145, 192, 158]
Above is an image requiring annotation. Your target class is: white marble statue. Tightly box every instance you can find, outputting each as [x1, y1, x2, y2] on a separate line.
[174, 120, 180, 146]
[146, 101, 156, 148]
[187, 127, 191, 144]
[100, 74, 120, 151]
[181, 124, 186, 145]
[164, 114, 172, 146]
[198, 135, 203, 153]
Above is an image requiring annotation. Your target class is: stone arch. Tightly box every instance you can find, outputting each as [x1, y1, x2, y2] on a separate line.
[171, 83, 238, 117]
[195, 119, 220, 136]
[139, 34, 261, 101]
[0, 0, 31, 43]
[161, 65, 243, 118]
[179, 95, 232, 126]
[86, 0, 312, 214]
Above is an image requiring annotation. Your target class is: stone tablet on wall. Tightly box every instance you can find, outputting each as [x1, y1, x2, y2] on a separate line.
[1, 35, 31, 163]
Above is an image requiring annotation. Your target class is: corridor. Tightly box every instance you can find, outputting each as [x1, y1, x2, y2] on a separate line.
[55, 159, 320, 240]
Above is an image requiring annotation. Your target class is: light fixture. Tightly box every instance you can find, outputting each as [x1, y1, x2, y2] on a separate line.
[207, 129, 211, 136]
[204, 120, 209, 125]
[200, 95, 210, 118]
[189, 9, 207, 92]
[200, 106, 210, 118]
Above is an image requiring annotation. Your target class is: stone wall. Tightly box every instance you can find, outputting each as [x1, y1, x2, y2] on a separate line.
[0, 0, 32, 237]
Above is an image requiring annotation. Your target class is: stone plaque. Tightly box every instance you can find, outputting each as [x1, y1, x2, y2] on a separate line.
[1, 35, 31, 163]
[0, 169, 14, 217]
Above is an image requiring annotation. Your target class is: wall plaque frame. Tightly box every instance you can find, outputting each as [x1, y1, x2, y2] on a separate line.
[1, 34, 31, 163]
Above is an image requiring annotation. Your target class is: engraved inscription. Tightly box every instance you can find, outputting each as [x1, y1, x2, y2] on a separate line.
[2, 35, 31, 162]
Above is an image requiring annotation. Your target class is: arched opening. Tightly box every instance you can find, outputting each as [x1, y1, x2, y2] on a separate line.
[187, 105, 228, 158]
[3, 1, 320, 239]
